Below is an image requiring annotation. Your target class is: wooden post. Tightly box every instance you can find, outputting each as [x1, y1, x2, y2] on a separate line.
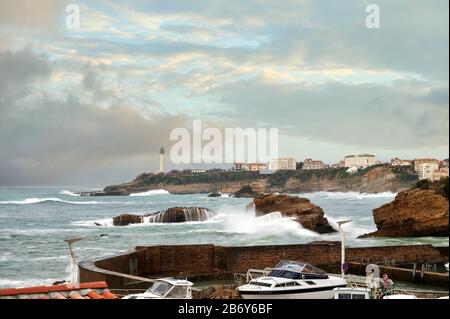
[420, 264, 425, 282]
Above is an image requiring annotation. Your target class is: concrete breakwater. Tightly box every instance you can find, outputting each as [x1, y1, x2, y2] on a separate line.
[78, 243, 448, 291]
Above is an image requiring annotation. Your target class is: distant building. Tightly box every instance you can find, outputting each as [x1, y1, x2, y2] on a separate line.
[303, 158, 326, 170]
[268, 157, 297, 171]
[331, 160, 346, 169]
[190, 169, 207, 174]
[159, 147, 165, 173]
[344, 154, 377, 168]
[431, 167, 449, 181]
[418, 162, 439, 180]
[232, 162, 267, 172]
[440, 159, 449, 168]
[390, 158, 412, 167]
[413, 158, 440, 173]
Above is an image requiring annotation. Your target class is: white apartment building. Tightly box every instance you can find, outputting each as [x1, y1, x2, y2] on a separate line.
[418, 162, 440, 180]
[268, 157, 297, 171]
[344, 154, 377, 168]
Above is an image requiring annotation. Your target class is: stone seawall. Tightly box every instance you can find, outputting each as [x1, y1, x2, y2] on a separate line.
[78, 243, 447, 290]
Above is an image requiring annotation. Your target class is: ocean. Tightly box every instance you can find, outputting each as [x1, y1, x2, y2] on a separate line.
[0, 188, 448, 288]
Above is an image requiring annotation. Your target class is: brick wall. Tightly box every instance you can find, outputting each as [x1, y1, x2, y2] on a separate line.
[79, 243, 447, 289]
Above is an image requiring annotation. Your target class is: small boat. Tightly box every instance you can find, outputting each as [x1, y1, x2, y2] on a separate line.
[122, 278, 193, 299]
[236, 261, 347, 299]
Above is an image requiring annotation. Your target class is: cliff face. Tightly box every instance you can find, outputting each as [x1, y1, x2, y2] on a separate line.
[251, 194, 335, 234]
[93, 166, 417, 196]
[360, 189, 449, 238]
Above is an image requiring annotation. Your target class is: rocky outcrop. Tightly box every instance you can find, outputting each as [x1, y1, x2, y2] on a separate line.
[360, 189, 449, 238]
[251, 194, 335, 234]
[112, 214, 143, 226]
[207, 192, 221, 198]
[231, 186, 264, 198]
[112, 207, 215, 226]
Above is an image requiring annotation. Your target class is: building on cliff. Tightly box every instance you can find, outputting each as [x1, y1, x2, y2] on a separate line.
[418, 162, 440, 180]
[390, 158, 412, 167]
[159, 147, 165, 173]
[303, 158, 327, 170]
[344, 153, 377, 168]
[268, 157, 297, 171]
[232, 162, 267, 171]
[430, 167, 449, 182]
[413, 158, 440, 173]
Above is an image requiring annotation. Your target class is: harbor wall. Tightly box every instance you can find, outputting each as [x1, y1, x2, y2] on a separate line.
[79, 243, 447, 289]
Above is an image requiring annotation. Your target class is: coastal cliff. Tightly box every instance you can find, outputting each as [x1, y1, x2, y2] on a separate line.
[360, 179, 449, 238]
[90, 165, 417, 196]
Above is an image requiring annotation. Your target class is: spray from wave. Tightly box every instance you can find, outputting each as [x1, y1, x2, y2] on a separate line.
[0, 198, 107, 205]
[219, 206, 318, 238]
[59, 190, 80, 197]
[129, 189, 170, 197]
[300, 191, 397, 200]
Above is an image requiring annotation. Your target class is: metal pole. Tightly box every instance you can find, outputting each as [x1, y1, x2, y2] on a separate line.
[337, 220, 352, 279]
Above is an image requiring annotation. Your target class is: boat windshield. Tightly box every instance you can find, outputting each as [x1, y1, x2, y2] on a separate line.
[148, 280, 174, 297]
[268, 261, 327, 278]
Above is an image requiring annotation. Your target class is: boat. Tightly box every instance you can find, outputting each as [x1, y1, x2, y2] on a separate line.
[236, 261, 347, 299]
[122, 278, 193, 299]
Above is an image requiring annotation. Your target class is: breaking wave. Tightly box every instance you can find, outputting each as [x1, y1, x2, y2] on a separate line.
[129, 189, 170, 197]
[59, 190, 80, 197]
[221, 206, 318, 237]
[0, 198, 106, 205]
[301, 191, 397, 200]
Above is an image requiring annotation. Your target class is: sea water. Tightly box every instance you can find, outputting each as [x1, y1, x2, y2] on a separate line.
[0, 188, 448, 288]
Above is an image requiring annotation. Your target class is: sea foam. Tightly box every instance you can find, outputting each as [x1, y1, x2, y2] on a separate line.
[129, 189, 170, 196]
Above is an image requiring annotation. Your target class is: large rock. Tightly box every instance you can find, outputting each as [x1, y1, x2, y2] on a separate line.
[231, 186, 264, 198]
[207, 192, 222, 198]
[360, 189, 449, 238]
[112, 214, 143, 226]
[251, 194, 335, 234]
[112, 207, 215, 226]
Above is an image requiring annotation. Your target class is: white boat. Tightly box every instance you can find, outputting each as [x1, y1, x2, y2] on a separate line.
[236, 261, 347, 299]
[122, 278, 193, 299]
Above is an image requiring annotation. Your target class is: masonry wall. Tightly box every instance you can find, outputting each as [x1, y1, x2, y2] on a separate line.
[79, 243, 447, 289]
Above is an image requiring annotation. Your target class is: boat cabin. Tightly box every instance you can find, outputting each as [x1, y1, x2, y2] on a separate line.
[268, 261, 329, 280]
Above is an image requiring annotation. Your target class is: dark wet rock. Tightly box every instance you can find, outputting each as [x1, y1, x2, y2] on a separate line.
[231, 186, 264, 198]
[112, 207, 216, 226]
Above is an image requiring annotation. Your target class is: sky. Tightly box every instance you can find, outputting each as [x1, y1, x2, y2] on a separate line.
[0, 0, 448, 187]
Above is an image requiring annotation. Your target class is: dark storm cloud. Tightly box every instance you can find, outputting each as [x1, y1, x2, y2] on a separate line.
[0, 49, 188, 186]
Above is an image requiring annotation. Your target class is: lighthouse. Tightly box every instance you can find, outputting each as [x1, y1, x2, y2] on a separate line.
[159, 147, 165, 173]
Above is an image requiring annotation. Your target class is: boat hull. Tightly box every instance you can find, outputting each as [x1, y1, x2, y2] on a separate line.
[238, 285, 347, 300]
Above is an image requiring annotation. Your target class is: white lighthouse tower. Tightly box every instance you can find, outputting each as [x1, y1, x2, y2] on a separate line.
[159, 147, 165, 173]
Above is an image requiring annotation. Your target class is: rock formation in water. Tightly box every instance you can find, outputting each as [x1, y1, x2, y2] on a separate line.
[359, 188, 449, 238]
[231, 185, 265, 198]
[250, 194, 335, 234]
[207, 192, 221, 198]
[112, 207, 215, 226]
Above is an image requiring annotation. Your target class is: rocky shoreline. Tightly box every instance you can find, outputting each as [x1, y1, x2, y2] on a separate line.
[80, 166, 418, 196]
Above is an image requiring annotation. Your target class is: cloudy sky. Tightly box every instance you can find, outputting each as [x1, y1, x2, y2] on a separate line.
[0, 0, 448, 186]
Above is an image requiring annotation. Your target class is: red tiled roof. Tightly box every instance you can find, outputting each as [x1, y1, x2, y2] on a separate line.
[0, 281, 118, 300]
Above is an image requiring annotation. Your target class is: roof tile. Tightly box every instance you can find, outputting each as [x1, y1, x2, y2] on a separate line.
[87, 291, 105, 299]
